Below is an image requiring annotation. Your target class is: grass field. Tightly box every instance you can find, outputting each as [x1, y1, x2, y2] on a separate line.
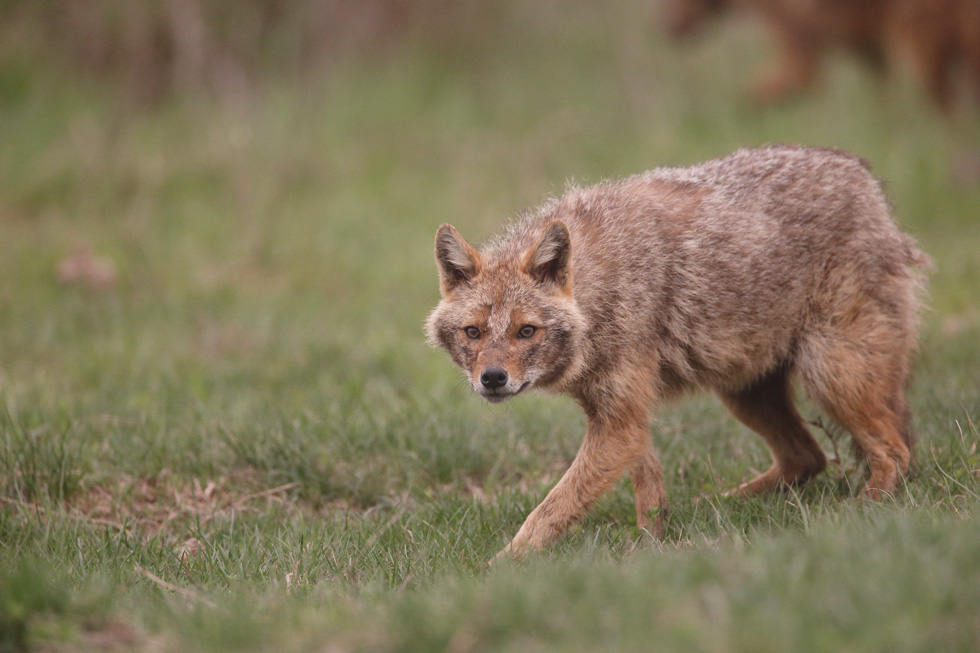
[2, 5, 980, 651]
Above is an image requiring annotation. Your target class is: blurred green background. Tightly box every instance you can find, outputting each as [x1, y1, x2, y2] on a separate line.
[2, 2, 979, 651]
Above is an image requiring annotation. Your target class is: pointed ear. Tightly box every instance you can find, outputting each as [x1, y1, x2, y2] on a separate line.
[434, 224, 481, 295]
[524, 220, 572, 292]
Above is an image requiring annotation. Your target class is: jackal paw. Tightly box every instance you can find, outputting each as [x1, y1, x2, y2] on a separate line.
[725, 460, 826, 497]
[489, 541, 524, 567]
[636, 505, 668, 540]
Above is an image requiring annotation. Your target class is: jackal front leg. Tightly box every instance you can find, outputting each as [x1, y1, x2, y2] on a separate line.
[629, 440, 668, 539]
[496, 417, 654, 560]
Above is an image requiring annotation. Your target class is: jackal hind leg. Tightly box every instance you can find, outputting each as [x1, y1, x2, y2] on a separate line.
[800, 349, 913, 500]
[718, 367, 827, 496]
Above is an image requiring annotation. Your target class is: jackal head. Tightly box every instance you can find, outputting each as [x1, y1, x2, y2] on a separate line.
[425, 221, 587, 403]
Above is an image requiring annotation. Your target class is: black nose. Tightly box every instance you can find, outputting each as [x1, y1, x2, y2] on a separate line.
[480, 366, 508, 390]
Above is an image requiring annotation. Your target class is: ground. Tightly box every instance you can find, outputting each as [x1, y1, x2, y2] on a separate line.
[1, 6, 980, 651]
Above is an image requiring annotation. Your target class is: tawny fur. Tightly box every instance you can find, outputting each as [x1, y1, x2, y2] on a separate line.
[426, 145, 930, 559]
[663, 0, 980, 113]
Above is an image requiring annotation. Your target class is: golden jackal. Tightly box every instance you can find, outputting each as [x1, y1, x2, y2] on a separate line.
[426, 145, 929, 559]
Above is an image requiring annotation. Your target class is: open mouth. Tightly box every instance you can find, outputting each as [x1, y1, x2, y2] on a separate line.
[480, 381, 531, 403]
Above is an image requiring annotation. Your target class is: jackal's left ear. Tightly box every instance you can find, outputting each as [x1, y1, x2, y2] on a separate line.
[524, 220, 572, 292]
[435, 224, 482, 296]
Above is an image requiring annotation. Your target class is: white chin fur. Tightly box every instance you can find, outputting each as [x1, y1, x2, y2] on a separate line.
[475, 380, 532, 403]
[480, 393, 513, 404]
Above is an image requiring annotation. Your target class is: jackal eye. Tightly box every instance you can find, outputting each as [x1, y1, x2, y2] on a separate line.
[517, 325, 537, 339]
[464, 326, 481, 339]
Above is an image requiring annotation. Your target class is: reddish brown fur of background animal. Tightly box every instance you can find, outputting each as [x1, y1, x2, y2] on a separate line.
[663, 0, 980, 112]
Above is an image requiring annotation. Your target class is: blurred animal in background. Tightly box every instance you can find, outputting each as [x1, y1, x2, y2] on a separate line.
[662, 0, 980, 114]
[889, 0, 980, 114]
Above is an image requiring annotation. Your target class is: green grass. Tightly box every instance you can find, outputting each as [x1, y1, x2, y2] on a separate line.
[2, 6, 980, 651]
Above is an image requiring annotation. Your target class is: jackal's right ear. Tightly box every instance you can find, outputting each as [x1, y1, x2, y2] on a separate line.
[435, 224, 481, 296]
